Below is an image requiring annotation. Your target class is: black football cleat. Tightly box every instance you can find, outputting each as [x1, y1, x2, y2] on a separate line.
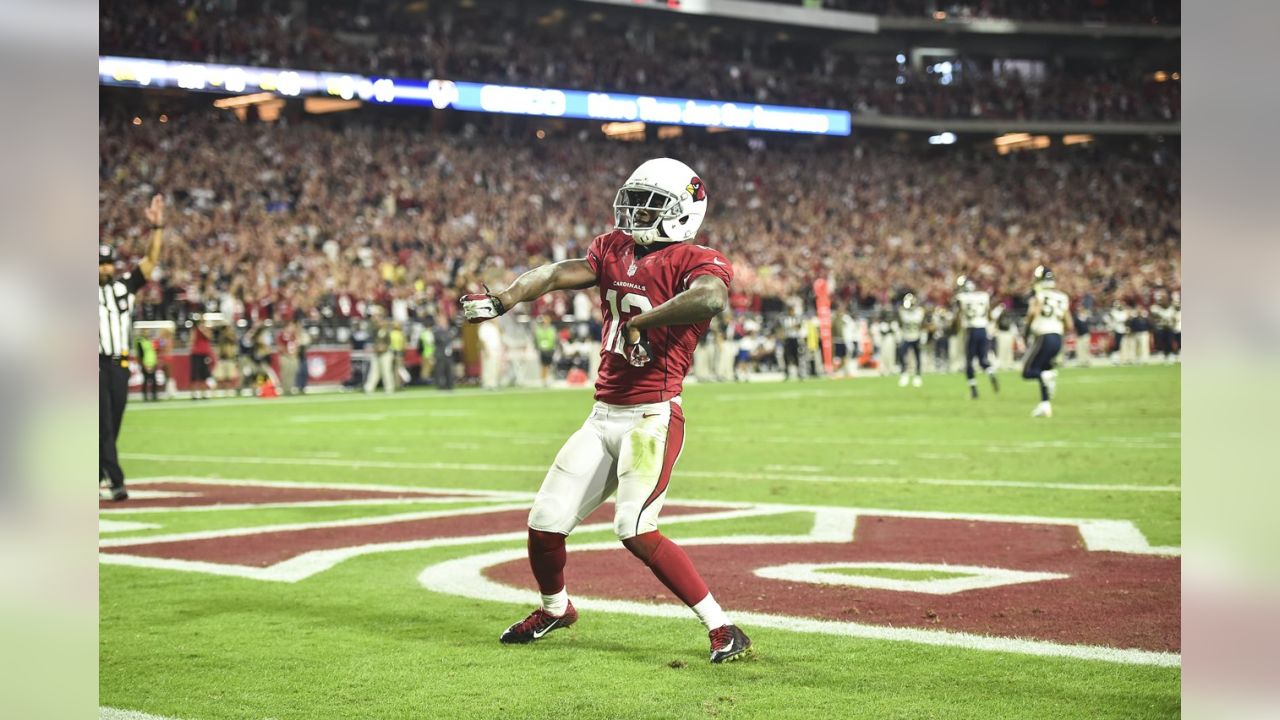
[989, 374, 1000, 393]
[499, 602, 577, 644]
[104, 485, 129, 502]
[709, 624, 752, 664]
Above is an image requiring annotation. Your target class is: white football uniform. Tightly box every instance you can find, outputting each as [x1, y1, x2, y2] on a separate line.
[956, 290, 991, 329]
[898, 307, 925, 342]
[1030, 288, 1070, 336]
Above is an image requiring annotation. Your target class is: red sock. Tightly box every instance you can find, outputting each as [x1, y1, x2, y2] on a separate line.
[623, 531, 710, 607]
[527, 528, 567, 595]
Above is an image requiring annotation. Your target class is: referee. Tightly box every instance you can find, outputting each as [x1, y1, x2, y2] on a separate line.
[100, 193, 166, 501]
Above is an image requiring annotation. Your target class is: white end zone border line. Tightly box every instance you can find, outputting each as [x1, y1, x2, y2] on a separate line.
[120, 453, 1181, 494]
[100, 477, 533, 515]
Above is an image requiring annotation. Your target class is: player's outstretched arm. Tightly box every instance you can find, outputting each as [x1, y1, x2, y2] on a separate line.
[460, 258, 596, 323]
[628, 275, 728, 332]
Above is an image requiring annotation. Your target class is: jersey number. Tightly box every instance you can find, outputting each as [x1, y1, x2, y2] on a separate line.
[1040, 296, 1067, 319]
[602, 289, 653, 355]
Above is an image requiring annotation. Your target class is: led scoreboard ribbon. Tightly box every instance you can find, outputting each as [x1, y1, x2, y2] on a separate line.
[99, 56, 851, 136]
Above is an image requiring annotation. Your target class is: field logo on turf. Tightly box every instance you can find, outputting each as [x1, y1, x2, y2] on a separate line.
[100, 478, 1180, 666]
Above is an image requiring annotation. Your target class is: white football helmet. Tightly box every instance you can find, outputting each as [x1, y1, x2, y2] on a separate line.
[614, 157, 708, 246]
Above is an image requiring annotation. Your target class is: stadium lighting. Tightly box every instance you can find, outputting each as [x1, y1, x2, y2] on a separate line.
[602, 121, 646, 141]
[304, 97, 362, 114]
[1153, 71, 1169, 82]
[928, 132, 957, 145]
[1062, 134, 1095, 146]
[212, 92, 278, 109]
[993, 132, 1032, 147]
[99, 56, 852, 136]
[995, 134, 1050, 155]
[896, 54, 906, 64]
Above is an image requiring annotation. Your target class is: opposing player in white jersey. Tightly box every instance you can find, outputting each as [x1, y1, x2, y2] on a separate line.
[1023, 266, 1074, 417]
[953, 275, 999, 399]
[897, 293, 924, 387]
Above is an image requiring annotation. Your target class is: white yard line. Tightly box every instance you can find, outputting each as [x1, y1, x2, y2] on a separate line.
[100, 519, 161, 533]
[100, 709, 186, 720]
[129, 386, 591, 412]
[121, 453, 1180, 494]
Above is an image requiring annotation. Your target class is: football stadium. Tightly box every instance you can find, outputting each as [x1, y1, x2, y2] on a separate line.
[98, 1, 1181, 718]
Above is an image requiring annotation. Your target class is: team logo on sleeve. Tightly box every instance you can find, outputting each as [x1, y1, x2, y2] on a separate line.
[686, 177, 706, 202]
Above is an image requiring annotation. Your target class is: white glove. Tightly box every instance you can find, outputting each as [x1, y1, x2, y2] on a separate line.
[460, 292, 506, 323]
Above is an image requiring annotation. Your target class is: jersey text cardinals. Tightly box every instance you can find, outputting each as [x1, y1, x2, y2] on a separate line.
[586, 230, 733, 404]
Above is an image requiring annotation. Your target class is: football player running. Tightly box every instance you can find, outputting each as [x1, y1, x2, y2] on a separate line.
[459, 158, 751, 664]
[1023, 266, 1073, 418]
[953, 275, 999, 399]
[897, 293, 924, 387]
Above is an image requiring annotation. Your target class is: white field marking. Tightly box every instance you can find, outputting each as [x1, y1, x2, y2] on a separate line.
[122, 476, 532, 497]
[917, 453, 970, 461]
[417, 543, 1179, 668]
[698, 432, 1179, 451]
[99, 496, 507, 515]
[98, 503, 535, 548]
[753, 562, 1070, 595]
[99, 477, 531, 514]
[99, 505, 777, 583]
[713, 390, 844, 402]
[289, 409, 472, 423]
[128, 385, 592, 412]
[763, 464, 822, 472]
[120, 454, 1180, 494]
[100, 708, 186, 720]
[100, 519, 161, 533]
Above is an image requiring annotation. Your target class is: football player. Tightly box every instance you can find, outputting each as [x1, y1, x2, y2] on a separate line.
[1151, 290, 1177, 363]
[897, 293, 924, 387]
[460, 158, 751, 664]
[1023, 266, 1074, 418]
[953, 276, 999, 399]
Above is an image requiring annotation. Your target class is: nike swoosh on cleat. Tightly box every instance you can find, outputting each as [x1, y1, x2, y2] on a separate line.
[718, 640, 734, 654]
[531, 619, 560, 639]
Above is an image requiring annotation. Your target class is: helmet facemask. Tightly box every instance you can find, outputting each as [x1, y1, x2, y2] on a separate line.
[614, 183, 687, 246]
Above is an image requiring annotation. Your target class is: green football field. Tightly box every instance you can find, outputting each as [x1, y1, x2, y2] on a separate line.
[100, 364, 1180, 719]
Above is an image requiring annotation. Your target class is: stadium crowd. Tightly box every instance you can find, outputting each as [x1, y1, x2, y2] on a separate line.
[99, 108, 1180, 337]
[100, 0, 1179, 122]
[777, 0, 1177, 25]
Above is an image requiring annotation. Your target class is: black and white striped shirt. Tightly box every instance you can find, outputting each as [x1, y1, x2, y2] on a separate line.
[99, 269, 146, 357]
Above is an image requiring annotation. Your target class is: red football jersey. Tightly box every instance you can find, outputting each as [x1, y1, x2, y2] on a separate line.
[586, 230, 733, 405]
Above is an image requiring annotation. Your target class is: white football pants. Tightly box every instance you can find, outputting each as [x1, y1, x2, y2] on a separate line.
[529, 397, 685, 540]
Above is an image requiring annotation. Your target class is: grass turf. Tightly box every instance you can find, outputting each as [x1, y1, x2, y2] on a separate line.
[102, 364, 1180, 719]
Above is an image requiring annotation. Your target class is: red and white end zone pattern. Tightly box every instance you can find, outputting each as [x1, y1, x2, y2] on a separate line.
[100, 478, 1180, 667]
